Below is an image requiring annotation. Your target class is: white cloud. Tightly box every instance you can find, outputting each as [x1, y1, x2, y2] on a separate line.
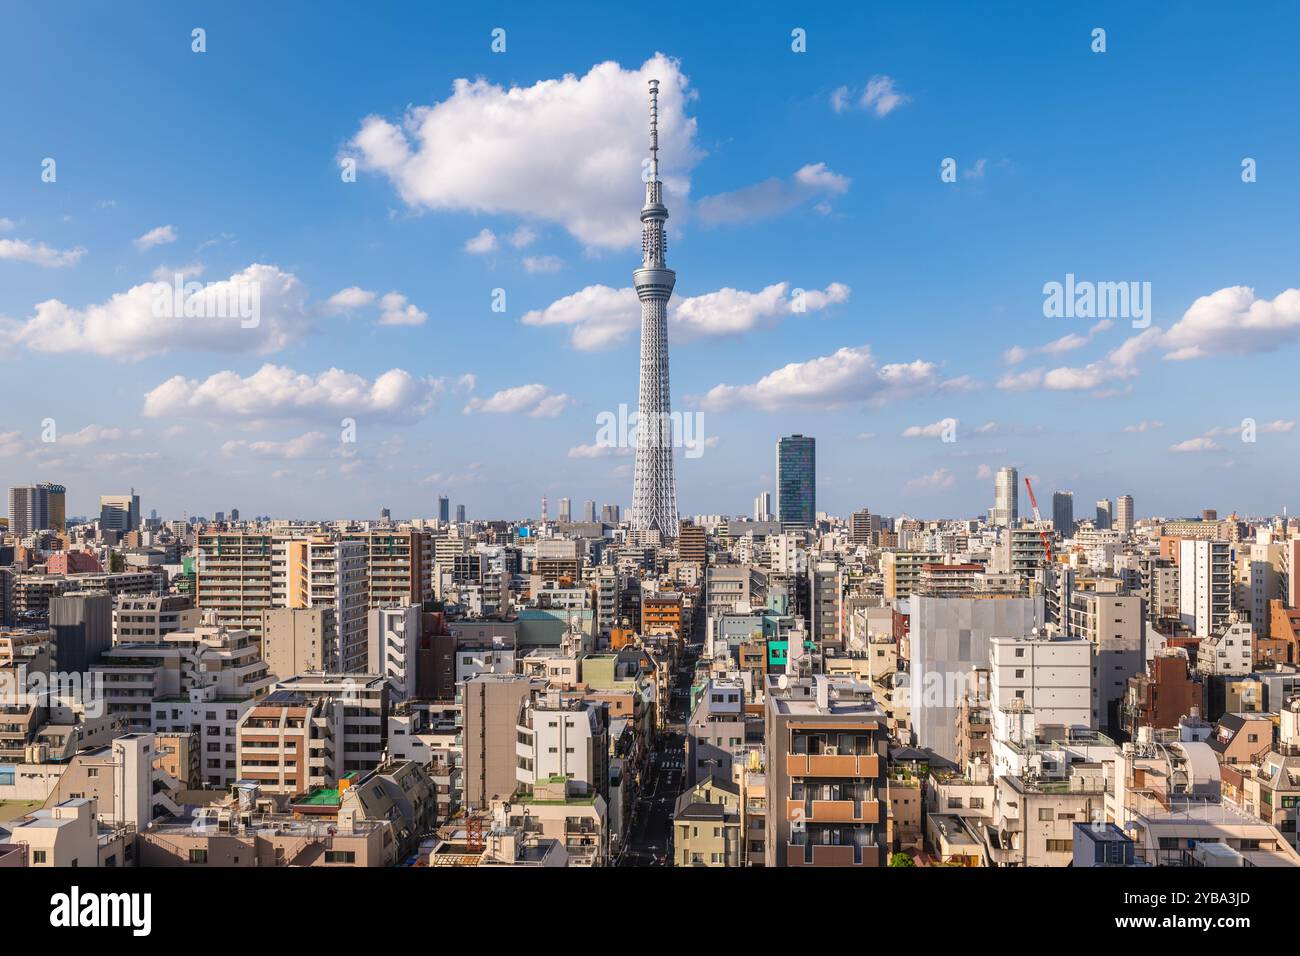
[976, 464, 993, 480]
[377, 291, 428, 326]
[830, 86, 851, 114]
[134, 225, 177, 250]
[696, 345, 965, 412]
[1162, 286, 1300, 360]
[567, 443, 631, 459]
[0, 217, 14, 231]
[60, 424, 123, 447]
[696, 163, 850, 226]
[508, 226, 538, 248]
[0, 238, 86, 268]
[1005, 319, 1112, 364]
[905, 468, 955, 493]
[2, 263, 310, 358]
[902, 419, 956, 439]
[462, 384, 574, 418]
[326, 286, 377, 312]
[522, 281, 849, 351]
[1169, 437, 1221, 453]
[464, 228, 498, 254]
[345, 55, 700, 250]
[143, 364, 442, 422]
[151, 263, 205, 283]
[222, 431, 329, 460]
[523, 255, 564, 274]
[1124, 420, 1164, 433]
[860, 75, 909, 116]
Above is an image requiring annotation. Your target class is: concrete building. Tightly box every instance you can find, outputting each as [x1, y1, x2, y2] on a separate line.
[673, 775, 742, 866]
[775, 435, 816, 531]
[368, 604, 422, 701]
[1179, 539, 1232, 637]
[462, 673, 546, 809]
[991, 466, 1018, 528]
[764, 674, 888, 867]
[112, 595, 199, 644]
[260, 606, 337, 679]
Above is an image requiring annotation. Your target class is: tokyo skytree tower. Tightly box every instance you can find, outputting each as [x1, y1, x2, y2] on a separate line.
[630, 79, 679, 541]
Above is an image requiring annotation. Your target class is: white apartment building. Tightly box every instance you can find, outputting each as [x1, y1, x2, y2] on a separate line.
[988, 633, 1094, 779]
[368, 604, 421, 701]
[1195, 620, 1254, 677]
[1179, 539, 1232, 637]
[515, 693, 607, 795]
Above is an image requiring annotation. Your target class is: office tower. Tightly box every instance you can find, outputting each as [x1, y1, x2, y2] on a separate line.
[1116, 495, 1134, 534]
[1052, 491, 1074, 537]
[380, 507, 391, 522]
[456, 504, 466, 523]
[40, 482, 66, 533]
[1095, 499, 1113, 530]
[100, 489, 141, 533]
[230, 508, 239, 522]
[558, 497, 572, 523]
[754, 491, 772, 522]
[215, 511, 226, 524]
[600, 504, 620, 524]
[764, 674, 888, 867]
[583, 500, 597, 523]
[1179, 539, 1232, 637]
[776, 435, 816, 530]
[438, 496, 450, 523]
[991, 466, 1018, 527]
[8, 484, 49, 535]
[630, 79, 679, 541]
[850, 508, 874, 545]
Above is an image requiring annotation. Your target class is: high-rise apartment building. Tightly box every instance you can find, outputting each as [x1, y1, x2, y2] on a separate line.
[7, 483, 63, 535]
[991, 466, 1018, 527]
[776, 435, 816, 530]
[558, 498, 572, 523]
[1178, 539, 1232, 637]
[438, 496, 450, 523]
[754, 491, 772, 522]
[849, 508, 875, 545]
[1095, 499, 1113, 530]
[1116, 495, 1134, 534]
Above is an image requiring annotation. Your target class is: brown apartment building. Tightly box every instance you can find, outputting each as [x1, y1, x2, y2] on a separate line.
[764, 674, 888, 867]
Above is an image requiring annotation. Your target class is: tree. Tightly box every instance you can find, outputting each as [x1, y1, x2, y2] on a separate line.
[889, 852, 916, 867]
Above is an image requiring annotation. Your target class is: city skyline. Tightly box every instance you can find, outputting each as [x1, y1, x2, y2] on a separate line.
[3, 4, 1300, 522]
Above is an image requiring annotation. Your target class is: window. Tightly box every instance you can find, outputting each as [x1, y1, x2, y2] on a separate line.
[189, 849, 208, 864]
[1045, 839, 1071, 853]
[33, 850, 47, 864]
[325, 851, 356, 864]
[1038, 807, 1053, 821]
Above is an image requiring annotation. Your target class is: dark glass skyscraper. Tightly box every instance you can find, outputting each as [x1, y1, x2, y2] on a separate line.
[1052, 491, 1074, 536]
[776, 434, 816, 530]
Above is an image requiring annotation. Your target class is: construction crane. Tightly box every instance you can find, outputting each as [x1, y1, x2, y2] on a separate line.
[1023, 477, 1054, 563]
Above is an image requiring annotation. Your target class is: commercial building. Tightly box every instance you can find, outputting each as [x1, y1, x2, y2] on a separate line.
[776, 435, 816, 531]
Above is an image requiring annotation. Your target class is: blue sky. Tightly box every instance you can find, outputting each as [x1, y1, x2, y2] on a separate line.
[2, 2, 1298, 522]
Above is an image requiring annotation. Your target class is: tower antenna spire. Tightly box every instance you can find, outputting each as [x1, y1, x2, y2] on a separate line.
[648, 78, 660, 183]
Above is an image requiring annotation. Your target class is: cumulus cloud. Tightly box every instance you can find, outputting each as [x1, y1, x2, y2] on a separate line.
[696, 163, 851, 226]
[462, 384, 575, 418]
[0, 238, 86, 267]
[344, 55, 700, 250]
[522, 281, 849, 351]
[134, 225, 177, 250]
[326, 286, 377, 313]
[377, 291, 429, 326]
[143, 364, 442, 422]
[1, 263, 310, 358]
[1169, 437, 1221, 453]
[695, 345, 967, 412]
[1162, 286, 1300, 360]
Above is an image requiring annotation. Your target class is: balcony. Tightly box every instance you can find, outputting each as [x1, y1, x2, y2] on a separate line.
[786, 752, 880, 778]
[786, 798, 880, 824]
[785, 841, 881, 867]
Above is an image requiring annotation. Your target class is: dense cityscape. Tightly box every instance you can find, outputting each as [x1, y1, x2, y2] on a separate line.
[4, 3, 1297, 938]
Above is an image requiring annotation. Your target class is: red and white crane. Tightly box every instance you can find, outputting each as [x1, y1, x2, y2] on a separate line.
[1023, 476, 1054, 563]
